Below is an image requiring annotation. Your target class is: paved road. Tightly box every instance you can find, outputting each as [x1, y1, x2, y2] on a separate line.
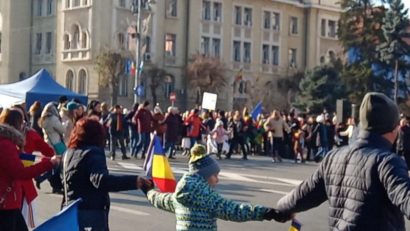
[35, 154, 410, 230]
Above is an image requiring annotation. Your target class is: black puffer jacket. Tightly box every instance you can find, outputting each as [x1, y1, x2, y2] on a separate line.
[63, 146, 138, 210]
[277, 130, 410, 231]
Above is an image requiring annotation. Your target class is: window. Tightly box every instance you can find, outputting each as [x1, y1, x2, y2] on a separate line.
[290, 17, 298, 34]
[78, 69, 87, 94]
[81, 32, 87, 48]
[118, 33, 125, 49]
[263, 11, 270, 29]
[321, 19, 326, 37]
[83, 0, 88, 5]
[212, 38, 220, 57]
[47, 0, 53, 15]
[0, 32, 2, 53]
[167, 0, 177, 17]
[262, 44, 269, 64]
[233, 41, 241, 61]
[202, 1, 211, 21]
[35, 33, 42, 54]
[66, 0, 70, 8]
[145, 36, 151, 53]
[234, 6, 241, 25]
[63, 34, 70, 50]
[289, 48, 297, 67]
[272, 46, 279, 65]
[328, 20, 337, 38]
[46, 32, 52, 54]
[73, 0, 80, 7]
[165, 33, 176, 57]
[72, 25, 80, 49]
[243, 42, 251, 63]
[213, 2, 222, 22]
[272, 12, 280, 30]
[66, 70, 74, 91]
[244, 8, 252, 26]
[119, 0, 126, 7]
[36, 0, 43, 16]
[119, 74, 128, 96]
[201, 37, 210, 56]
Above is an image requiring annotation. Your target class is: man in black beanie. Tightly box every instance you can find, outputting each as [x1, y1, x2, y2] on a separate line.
[275, 92, 410, 231]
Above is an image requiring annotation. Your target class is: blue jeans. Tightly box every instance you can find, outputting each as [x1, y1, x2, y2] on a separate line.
[135, 132, 150, 157]
[164, 141, 176, 157]
[129, 126, 139, 156]
[190, 137, 197, 148]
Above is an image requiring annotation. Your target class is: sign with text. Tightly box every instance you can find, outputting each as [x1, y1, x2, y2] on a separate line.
[201, 92, 217, 111]
[169, 92, 176, 102]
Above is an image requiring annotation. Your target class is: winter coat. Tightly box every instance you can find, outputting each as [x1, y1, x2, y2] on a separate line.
[42, 115, 65, 146]
[153, 113, 166, 136]
[277, 130, 410, 231]
[147, 173, 268, 231]
[63, 146, 138, 210]
[0, 124, 53, 210]
[133, 108, 153, 133]
[163, 113, 182, 143]
[263, 117, 290, 138]
[185, 114, 202, 138]
[106, 112, 126, 136]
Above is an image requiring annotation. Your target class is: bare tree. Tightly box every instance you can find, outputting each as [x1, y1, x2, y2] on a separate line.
[187, 53, 227, 104]
[144, 66, 168, 105]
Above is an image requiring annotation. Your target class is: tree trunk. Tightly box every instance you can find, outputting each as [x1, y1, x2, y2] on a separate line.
[151, 85, 157, 106]
[111, 80, 119, 106]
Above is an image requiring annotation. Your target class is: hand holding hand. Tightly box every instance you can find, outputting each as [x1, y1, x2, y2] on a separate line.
[137, 177, 154, 195]
[263, 208, 293, 223]
[50, 155, 61, 167]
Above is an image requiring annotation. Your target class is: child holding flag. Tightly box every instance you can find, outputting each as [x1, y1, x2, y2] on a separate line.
[143, 144, 290, 230]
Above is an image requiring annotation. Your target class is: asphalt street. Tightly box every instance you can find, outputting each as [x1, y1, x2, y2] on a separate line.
[35, 154, 410, 230]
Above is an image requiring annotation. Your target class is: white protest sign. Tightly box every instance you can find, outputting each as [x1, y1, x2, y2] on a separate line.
[201, 92, 217, 110]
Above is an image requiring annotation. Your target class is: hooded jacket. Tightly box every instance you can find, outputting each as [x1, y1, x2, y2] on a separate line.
[41, 103, 66, 146]
[147, 173, 268, 231]
[0, 124, 53, 210]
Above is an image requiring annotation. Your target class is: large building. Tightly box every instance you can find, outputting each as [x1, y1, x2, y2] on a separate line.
[0, 0, 342, 110]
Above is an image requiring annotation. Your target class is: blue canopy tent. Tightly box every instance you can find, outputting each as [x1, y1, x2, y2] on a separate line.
[0, 69, 88, 108]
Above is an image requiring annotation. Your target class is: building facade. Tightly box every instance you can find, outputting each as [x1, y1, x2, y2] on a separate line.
[0, 0, 342, 111]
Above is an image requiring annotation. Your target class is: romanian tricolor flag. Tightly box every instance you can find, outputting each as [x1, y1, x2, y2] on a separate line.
[20, 153, 36, 167]
[288, 219, 302, 231]
[143, 135, 176, 193]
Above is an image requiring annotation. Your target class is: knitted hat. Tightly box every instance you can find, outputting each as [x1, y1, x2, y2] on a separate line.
[67, 101, 80, 111]
[359, 92, 400, 134]
[189, 144, 220, 180]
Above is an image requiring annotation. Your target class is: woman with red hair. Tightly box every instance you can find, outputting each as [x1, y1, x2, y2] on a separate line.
[62, 117, 150, 230]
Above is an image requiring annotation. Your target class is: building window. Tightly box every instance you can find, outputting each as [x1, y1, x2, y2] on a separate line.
[119, 0, 126, 7]
[262, 44, 269, 64]
[212, 38, 220, 57]
[46, 32, 52, 54]
[272, 12, 280, 31]
[328, 20, 337, 38]
[244, 8, 252, 26]
[81, 32, 87, 48]
[234, 6, 241, 25]
[73, 0, 80, 7]
[167, 0, 177, 17]
[47, 0, 53, 15]
[201, 36, 210, 56]
[263, 11, 270, 29]
[78, 69, 87, 94]
[36, 0, 43, 16]
[289, 48, 297, 67]
[66, 0, 70, 8]
[272, 46, 279, 66]
[66, 70, 74, 91]
[83, 0, 88, 6]
[321, 19, 326, 37]
[119, 74, 128, 96]
[0, 32, 2, 53]
[35, 33, 42, 54]
[243, 42, 251, 63]
[213, 2, 222, 22]
[233, 41, 241, 62]
[118, 33, 125, 49]
[63, 34, 70, 50]
[165, 33, 176, 57]
[290, 17, 298, 34]
[72, 25, 80, 49]
[202, 1, 211, 21]
[145, 36, 151, 53]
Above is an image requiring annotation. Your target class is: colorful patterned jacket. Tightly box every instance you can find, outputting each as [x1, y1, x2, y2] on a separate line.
[147, 172, 269, 231]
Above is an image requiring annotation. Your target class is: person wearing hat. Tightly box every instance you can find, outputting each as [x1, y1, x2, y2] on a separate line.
[143, 144, 290, 230]
[61, 101, 81, 144]
[276, 92, 410, 230]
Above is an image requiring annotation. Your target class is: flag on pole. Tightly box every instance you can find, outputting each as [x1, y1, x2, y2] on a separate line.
[288, 219, 302, 231]
[251, 101, 263, 121]
[33, 199, 82, 231]
[20, 153, 35, 167]
[130, 61, 136, 77]
[143, 135, 176, 193]
[138, 60, 144, 76]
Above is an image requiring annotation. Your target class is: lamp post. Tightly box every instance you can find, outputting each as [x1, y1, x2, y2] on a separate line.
[131, 0, 142, 104]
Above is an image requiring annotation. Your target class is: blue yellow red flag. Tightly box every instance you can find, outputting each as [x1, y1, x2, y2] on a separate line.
[288, 219, 302, 231]
[20, 153, 35, 167]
